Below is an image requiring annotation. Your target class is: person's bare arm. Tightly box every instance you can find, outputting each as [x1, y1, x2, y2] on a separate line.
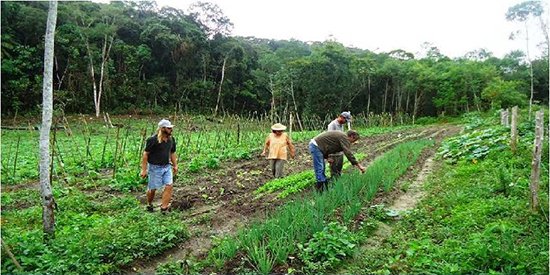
[261, 136, 270, 156]
[170, 152, 178, 174]
[287, 136, 296, 158]
[140, 152, 149, 178]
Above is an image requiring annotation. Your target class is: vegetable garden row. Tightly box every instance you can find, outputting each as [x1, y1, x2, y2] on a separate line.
[1, 110, 548, 274]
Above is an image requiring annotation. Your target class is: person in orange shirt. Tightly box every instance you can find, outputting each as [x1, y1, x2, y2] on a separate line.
[261, 123, 296, 178]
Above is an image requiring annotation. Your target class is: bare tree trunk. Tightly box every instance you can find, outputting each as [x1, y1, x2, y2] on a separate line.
[539, 16, 549, 121]
[366, 75, 371, 114]
[289, 79, 304, 131]
[383, 80, 389, 113]
[405, 89, 410, 113]
[96, 35, 114, 117]
[83, 40, 100, 117]
[269, 76, 275, 123]
[413, 89, 423, 120]
[54, 55, 70, 90]
[524, 23, 534, 120]
[40, 0, 57, 239]
[214, 57, 226, 117]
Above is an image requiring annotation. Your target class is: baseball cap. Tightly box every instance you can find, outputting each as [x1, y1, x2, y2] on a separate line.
[158, 119, 174, 128]
[340, 111, 352, 122]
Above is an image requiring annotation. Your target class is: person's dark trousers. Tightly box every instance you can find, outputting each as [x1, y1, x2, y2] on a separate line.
[329, 154, 343, 179]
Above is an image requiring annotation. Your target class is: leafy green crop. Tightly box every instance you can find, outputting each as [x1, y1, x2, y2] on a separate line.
[298, 222, 357, 273]
[437, 128, 508, 163]
[255, 153, 366, 199]
[1, 192, 189, 274]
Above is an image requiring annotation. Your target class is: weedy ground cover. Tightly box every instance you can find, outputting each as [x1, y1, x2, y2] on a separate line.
[1, 114, 418, 274]
[345, 112, 549, 275]
[1, 187, 189, 274]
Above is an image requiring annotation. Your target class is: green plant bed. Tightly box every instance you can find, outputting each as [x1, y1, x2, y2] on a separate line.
[207, 139, 433, 273]
[255, 153, 366, 199]
[1, 192, 189, 274]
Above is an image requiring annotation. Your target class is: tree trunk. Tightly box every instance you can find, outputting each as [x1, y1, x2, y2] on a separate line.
[524, 23, 534, 120]
[40, 0, 57, 239]
[269, 76, 275, 123]
[96, 35, 114, 117]
[366, 75, 371, 114]
[289, 79, 304, 131]
[214, 57, 226, 117]
[83, 40, 99, 117]
[413, 91, 423, 124]
[383, 79, 389, 113]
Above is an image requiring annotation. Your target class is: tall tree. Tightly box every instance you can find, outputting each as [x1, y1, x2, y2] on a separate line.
[506, 0, 545, 119]
[40, 0, 57, 239]
[187, 1, 233, 39]
[73, 2, 119, 117]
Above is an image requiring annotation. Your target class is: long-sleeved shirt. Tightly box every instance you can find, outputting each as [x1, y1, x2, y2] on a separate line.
[327, 119, 345, 156]
[313, 131, 358, 165]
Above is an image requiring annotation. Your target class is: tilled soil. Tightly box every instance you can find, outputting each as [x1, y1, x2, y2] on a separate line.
[125, 124, 462, 274]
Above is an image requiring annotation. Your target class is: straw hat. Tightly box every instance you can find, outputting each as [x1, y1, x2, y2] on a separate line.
[271, 123, 287, 131]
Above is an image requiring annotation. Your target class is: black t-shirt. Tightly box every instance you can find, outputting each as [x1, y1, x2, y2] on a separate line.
[144, 134, 176, 165]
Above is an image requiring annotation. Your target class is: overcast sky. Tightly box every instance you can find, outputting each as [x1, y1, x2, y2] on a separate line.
[156, 0, 548, 59]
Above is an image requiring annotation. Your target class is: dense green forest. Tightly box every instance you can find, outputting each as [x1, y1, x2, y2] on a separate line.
[1, 1, 548, 118]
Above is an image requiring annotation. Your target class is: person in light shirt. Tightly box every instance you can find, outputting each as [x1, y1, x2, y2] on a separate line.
[326, 111, 352, 179]
[261, 123, 296, 178]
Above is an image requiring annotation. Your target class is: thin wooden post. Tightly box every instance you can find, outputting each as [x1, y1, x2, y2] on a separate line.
[510, 106, 518, 153]
[289, 112, 293, 139]
[12, 135, 20, 181]
[112, 126, 121, 179]
[500, 109, 509, 127]
[529, 110, 544, 212]
[1, 239, 22, 271]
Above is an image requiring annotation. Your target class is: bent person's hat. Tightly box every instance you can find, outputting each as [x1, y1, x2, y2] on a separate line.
[158, 119, 174, 128]
[340, 111, 352, 122]
[271, 123, 287, 131]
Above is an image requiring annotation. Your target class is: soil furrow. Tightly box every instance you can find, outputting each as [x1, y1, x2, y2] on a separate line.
[126, 125, 461, 274]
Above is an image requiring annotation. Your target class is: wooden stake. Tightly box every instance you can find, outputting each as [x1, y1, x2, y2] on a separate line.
[529, 110, 543, 211]
[1, 239, 22, 271]
[510, 106, 518, 153]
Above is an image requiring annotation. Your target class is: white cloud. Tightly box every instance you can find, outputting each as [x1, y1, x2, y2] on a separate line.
[156, 0, 548, 58]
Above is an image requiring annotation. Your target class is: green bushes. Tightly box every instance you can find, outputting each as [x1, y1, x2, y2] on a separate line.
[1, 191, 189, 274]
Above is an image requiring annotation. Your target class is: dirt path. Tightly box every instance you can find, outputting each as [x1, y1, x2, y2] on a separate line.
[335, 126, 461, 274]
[125, 125, 461, 274]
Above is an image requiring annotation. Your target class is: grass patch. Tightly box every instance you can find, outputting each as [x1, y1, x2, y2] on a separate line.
[347, 133, 549, 274]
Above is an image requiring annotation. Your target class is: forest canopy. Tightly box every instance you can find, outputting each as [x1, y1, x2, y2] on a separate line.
[1, 1, 548, 118]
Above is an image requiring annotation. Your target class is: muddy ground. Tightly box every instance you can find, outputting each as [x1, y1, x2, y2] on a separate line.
[125, 124, 462, 273]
